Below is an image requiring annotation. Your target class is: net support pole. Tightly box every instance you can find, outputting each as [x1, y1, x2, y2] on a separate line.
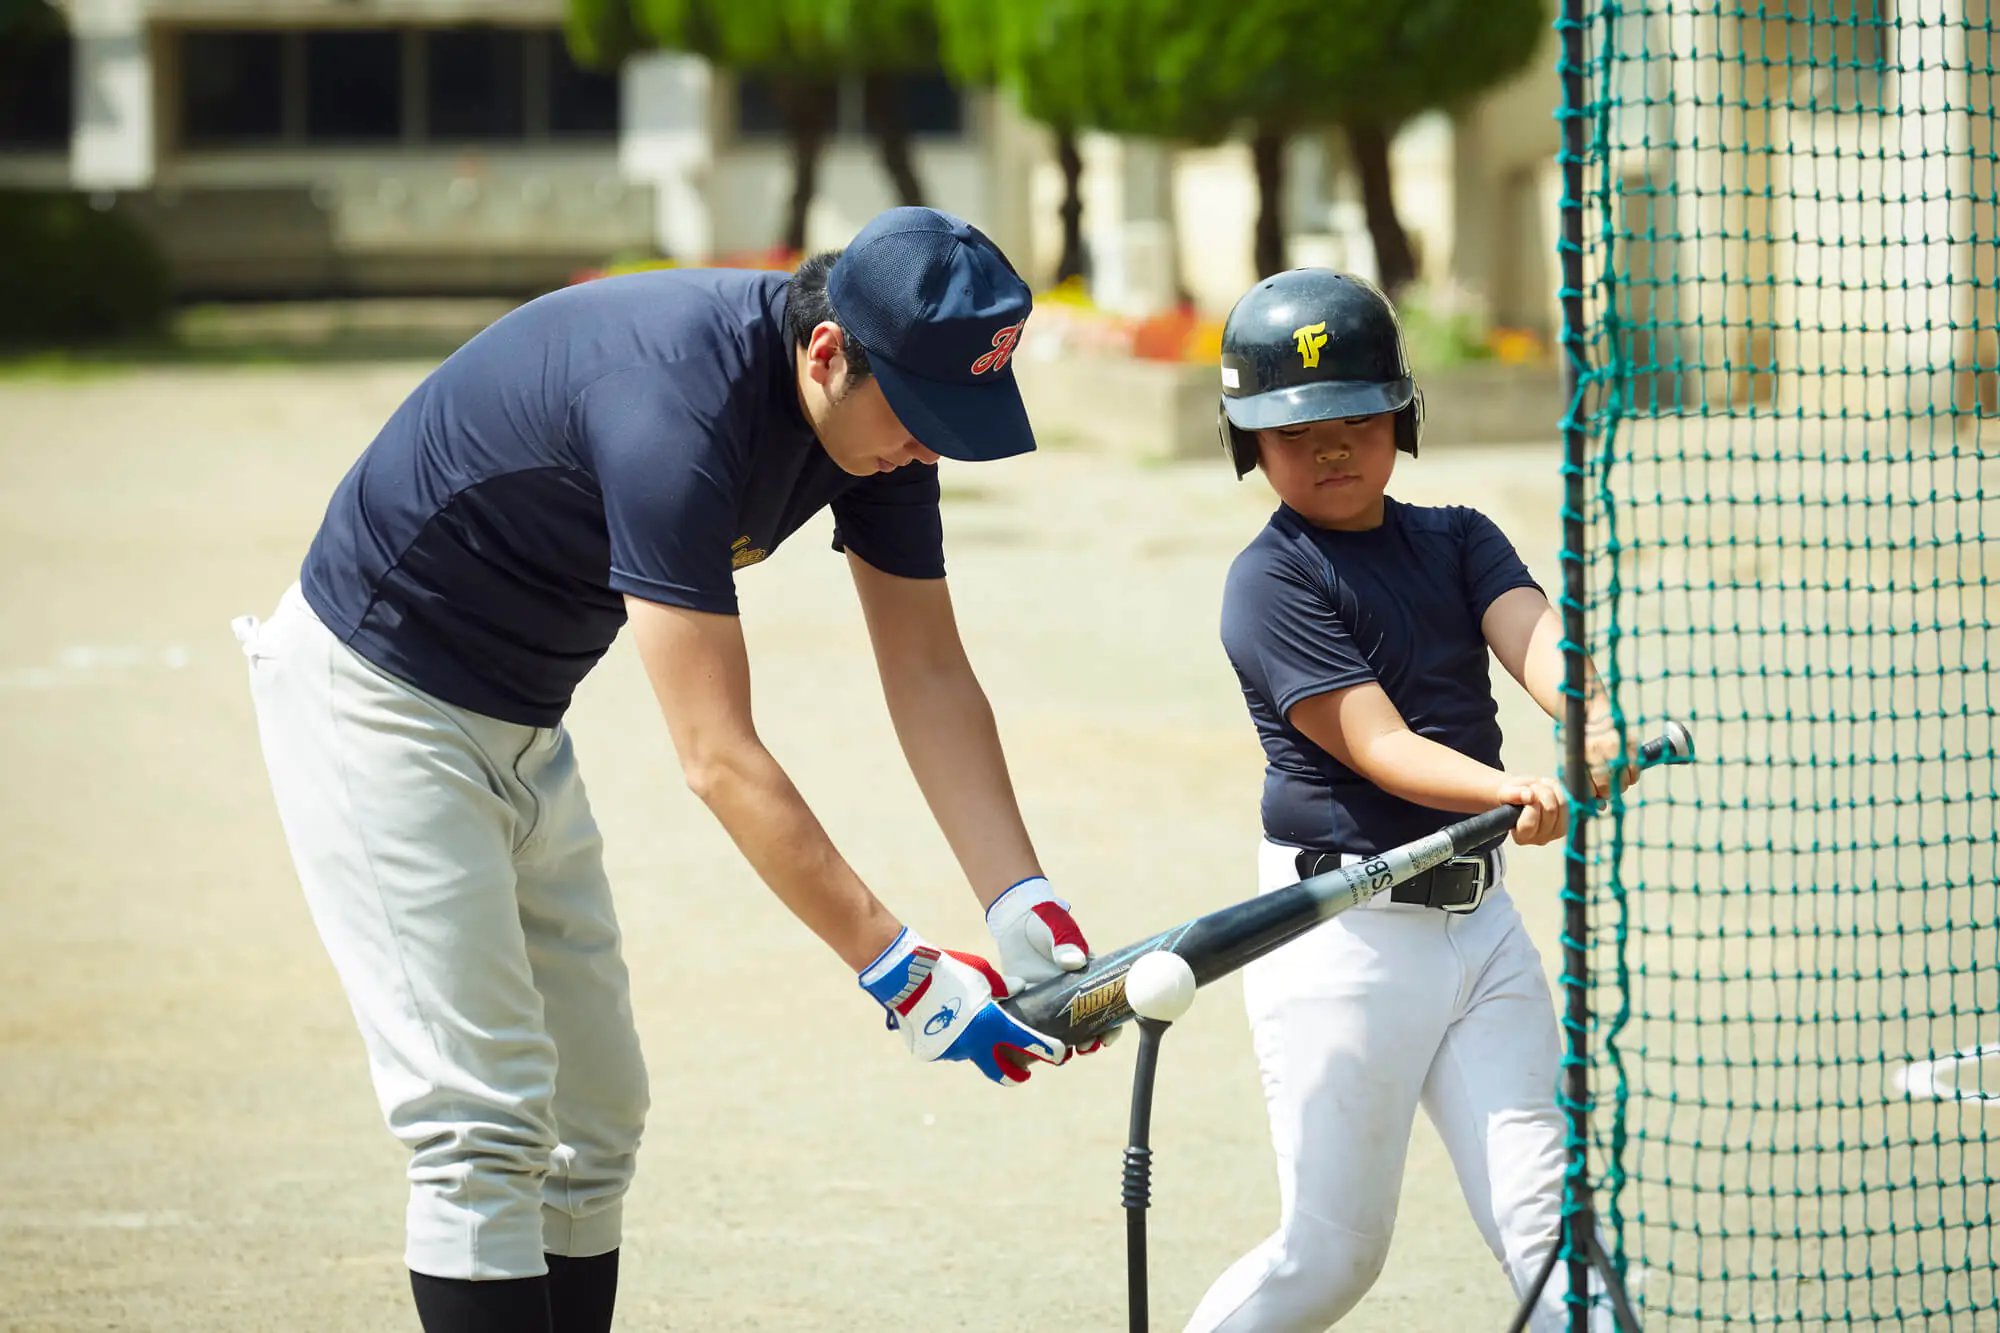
[1557, 0, 1599, 1329]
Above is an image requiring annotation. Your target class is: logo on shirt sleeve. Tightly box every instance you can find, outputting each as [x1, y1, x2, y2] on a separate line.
[731, 536, 768, 569]
[1293, 321, 1329, 369]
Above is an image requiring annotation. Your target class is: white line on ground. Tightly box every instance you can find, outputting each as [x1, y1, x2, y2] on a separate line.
[0, 645, 195, 692]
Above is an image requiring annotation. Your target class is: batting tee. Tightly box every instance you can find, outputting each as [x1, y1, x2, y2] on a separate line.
[1557, 1, 1999, 1327]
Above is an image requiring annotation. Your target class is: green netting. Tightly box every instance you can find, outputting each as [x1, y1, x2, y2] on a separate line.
[1560, 1, 2000, 1326]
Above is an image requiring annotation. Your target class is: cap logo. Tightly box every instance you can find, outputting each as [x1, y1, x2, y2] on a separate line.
[971, 319, 1025, 375]
[1293, 321, 1329, 369]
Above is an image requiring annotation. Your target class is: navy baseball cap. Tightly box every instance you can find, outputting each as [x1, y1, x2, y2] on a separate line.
[827, 207, 1037, 462]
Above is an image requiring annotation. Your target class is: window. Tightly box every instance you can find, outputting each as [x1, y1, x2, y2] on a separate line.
[735, 72, 963, 140]
[548, 36, 619, 137]
[735, 73, 793, 136]
[181, 31, 284, 145]
[889, 72, 963, 138]
[305, 30, 401, 141]
[428, 28, 525, 140]
[0, 20, 71, 148]
[172, 24, 618, 150]
[1782, 0, 1897, 113]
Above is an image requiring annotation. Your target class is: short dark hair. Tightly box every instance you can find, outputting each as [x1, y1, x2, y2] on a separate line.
[785, 250, 871, 382]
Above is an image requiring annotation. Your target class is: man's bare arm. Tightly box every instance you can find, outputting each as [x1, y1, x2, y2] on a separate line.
[847, 554, 1040, 909]
[624, 595, 900, 970]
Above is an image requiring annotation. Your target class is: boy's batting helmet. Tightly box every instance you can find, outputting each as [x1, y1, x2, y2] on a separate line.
[1216, 268, 1423, 478]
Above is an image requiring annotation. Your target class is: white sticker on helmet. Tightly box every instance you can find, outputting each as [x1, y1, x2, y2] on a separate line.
[1221, 367, 1240, 388]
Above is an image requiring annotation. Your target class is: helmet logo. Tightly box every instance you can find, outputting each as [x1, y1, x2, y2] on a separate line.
[972, 320, 1025, 375]
[1293, 322, 1329, 369]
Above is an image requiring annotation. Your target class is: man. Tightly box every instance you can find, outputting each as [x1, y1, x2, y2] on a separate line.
[234, 207, 1098, 1333]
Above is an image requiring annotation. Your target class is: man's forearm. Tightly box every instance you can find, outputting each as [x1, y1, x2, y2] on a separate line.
[688, 744, 902, 971]
[879, 668, 1040, 908]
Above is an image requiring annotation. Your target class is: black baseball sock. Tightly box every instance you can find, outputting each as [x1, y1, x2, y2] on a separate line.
[409, 1271, 554, 1333]
[546, 1250, 620, 1333]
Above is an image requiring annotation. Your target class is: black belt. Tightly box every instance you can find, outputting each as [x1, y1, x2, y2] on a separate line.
[1294, 845, 1500, 913]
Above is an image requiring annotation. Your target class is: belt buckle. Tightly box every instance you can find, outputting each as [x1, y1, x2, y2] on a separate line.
[1438, 854, 1489, 914]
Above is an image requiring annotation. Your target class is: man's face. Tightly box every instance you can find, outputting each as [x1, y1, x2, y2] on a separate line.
[1254, 413, 1399, 530]
[815, 371, 942, 478]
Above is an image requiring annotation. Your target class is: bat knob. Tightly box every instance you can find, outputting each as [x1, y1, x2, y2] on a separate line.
[1126, 951, 1197, 1023]
[1638, 719, 1695, 767]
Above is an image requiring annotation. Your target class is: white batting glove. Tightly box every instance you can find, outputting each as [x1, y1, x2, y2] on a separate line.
[858, 928, 1066, 1086]
[986, 877, 1119, 1053]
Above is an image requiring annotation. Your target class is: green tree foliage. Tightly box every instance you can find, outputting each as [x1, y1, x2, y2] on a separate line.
[938, 1, 1077, 281]
[938, 0, 1208, 287]
[1169, 0, 1547, 287]
[0, 192, 172, 346]
[972, 0, 1541, 290]
[565, 0, 944, 255]
[563, 0, 649, 68]
[811, 1, 945, 214]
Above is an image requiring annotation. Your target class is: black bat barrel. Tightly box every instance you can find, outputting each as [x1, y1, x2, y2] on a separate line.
[1005, 803, 1522, 1046]
[1006, 722, 1693, 1049]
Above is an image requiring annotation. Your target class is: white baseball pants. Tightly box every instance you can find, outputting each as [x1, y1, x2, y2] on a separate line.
[1185, 840, 1603, 1333]
[238, 585, 649, 1280]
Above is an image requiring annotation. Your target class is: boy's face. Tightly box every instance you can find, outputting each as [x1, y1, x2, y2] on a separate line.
[1255, 413, 1399, 530]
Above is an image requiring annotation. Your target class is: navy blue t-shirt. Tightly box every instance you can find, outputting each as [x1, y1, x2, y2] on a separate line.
[301, 269, 944, 727]
[1219, 497, 1542, 854]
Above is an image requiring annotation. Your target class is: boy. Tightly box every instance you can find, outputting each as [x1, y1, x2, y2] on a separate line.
[1186, 269, 1629, 1333]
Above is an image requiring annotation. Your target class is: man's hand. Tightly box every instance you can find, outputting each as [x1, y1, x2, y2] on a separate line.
[986, 877, 1090, 985]
[986, 877, 1117, 1055]
[859, 929, 1066, 1086]
[1498, 775, 1569, 847]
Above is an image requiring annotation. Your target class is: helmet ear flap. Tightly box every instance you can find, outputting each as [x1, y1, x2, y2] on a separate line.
[1396, 385, 1424, 457]
[1217, 401, 1258, 478]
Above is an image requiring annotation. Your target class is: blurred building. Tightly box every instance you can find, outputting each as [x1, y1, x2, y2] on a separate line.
[1455, 0, 1998, 416]
[0, 0, 993, 297]
[17, 0, 1985, 420]
[0, 1, 1458, 311]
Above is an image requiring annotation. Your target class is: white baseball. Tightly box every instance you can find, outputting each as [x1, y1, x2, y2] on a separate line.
[1125, 950, 1198, 1023]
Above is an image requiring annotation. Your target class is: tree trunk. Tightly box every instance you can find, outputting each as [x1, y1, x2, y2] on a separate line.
[775, 76, 839, 254]
[862, 73, 926, 207]
[1054, 128, 1085, 284]
[1161, 145, 1194, 308]
[1249, 125, 1288, 280]
[1343, 118, 1418, 297]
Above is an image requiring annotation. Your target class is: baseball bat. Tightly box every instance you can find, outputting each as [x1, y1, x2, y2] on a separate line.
[1005, 721, 1694, 1047]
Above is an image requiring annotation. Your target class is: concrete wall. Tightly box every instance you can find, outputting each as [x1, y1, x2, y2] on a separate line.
[135, 151, 650, 294]
[1451, 22, 1563, 339]
[1450, 0, 2000, 420]
[1649, 0, 1990, 416]
[25, 1, 1486, 311]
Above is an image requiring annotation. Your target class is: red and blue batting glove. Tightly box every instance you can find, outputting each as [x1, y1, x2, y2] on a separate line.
[986, 876, 1118, 1055]
[859, 929, 1065, 1086]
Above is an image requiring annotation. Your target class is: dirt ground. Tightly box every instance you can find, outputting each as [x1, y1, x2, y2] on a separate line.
[0, 363, 1585, 1332]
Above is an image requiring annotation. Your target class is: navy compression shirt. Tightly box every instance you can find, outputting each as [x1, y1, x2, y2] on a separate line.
[301, 269, 944, 727]
[1219, 497, 1542, 854]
